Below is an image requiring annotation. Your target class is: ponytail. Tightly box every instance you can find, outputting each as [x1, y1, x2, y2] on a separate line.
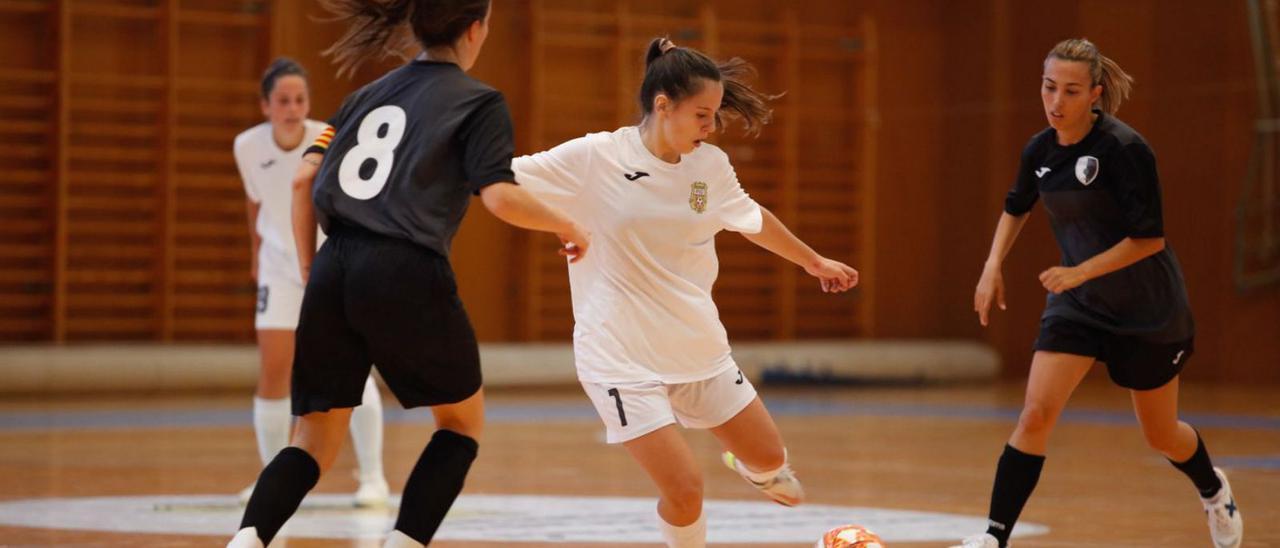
[640, 37, 781, 136]
[321, 0, 490, 78]
[1046, 38, 1134, 115]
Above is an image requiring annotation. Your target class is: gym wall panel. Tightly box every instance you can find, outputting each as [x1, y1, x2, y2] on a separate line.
[0, 2, 58, 341]
[2, 0, 1275, 383]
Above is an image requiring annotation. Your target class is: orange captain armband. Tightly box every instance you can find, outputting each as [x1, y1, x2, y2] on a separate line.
[303, 125, 335, 156]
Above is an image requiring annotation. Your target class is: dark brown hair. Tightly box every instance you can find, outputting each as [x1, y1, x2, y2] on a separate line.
[320, 0, 490, 77]
[260, 57, 307, 99]
[640, 38, 781, 136]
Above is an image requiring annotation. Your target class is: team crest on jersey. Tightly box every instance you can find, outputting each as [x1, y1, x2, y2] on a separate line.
[689, 182, 708, 213]
[1075, 156, 1099, 186]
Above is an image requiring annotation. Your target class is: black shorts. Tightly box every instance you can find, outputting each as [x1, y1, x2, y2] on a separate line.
[292, 223, 481, 415]
[1033, 316, 1192, 390]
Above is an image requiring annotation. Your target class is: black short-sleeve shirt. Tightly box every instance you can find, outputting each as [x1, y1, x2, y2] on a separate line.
[1005, 111, 1193, 342]
[312, 60, 516, 257]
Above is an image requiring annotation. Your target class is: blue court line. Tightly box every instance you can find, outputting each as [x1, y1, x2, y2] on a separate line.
[1216, 455, 1280, 470]
[1, 397, 1277, 433]
[760, 399, 1280, 431]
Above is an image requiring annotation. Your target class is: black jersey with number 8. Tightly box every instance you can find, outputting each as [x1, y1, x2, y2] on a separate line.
[313, 60, 515, 257]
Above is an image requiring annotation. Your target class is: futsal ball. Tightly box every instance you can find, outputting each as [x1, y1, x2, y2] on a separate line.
[815, 524, 885, 548]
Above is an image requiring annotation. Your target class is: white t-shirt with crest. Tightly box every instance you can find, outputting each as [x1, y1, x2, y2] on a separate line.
[514, 126, 763, 384]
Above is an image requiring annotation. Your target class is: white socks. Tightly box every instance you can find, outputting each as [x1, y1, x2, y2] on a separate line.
[382, 529, 425, 548]
[350, 376, 385, 483]
[252, 397, 292, 465]
[658, 511, 706, 548]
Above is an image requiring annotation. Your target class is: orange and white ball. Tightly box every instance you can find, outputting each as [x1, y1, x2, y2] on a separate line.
[815, 524, 885, 548]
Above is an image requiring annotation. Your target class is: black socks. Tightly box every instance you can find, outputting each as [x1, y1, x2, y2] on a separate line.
[394, 429, 480, 543]
[1169, 433, 1223, 498]
[240, 446, 321, 545]
[985, 444, 1045, 547]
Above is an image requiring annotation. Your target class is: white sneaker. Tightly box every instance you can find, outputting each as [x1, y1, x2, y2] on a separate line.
[383, 530, 424, 548]
[227, 527, 264, 548]
[721, 451, 804, 507]
[1202, 467, 1243, 548]
[237, 484, 254, 505]
[948, 533, 1001, 548]
[354, 476, 390, 508]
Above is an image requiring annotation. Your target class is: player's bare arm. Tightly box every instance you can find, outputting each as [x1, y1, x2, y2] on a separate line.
[975, 211, 1030, 326]
[480, 183, 591, 262]
[742, 206, 858, 293]
[291, 151, 322, 283]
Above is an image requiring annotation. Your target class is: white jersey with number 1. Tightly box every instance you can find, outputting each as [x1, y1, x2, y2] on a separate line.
[514, 126, 763, 385]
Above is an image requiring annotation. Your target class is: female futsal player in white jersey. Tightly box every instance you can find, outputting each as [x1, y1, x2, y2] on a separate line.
[234, 58, 388, 508]
[513, 38, 859, 548]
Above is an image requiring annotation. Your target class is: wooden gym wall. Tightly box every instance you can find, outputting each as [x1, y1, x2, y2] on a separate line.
[1, 0, 1275, 383]
[0, 0, 878, 345]
[0, 0, 274, 342]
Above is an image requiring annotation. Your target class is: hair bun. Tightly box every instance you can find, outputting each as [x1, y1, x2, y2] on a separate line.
[644, 37, 677, 67]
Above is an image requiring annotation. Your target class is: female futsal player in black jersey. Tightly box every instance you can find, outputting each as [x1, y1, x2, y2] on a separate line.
[228, 2, 589, 546]
[955, 38, 1243, 548]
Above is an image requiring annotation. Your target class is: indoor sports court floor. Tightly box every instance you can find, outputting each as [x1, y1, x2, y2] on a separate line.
[1, 377, 1277, 547]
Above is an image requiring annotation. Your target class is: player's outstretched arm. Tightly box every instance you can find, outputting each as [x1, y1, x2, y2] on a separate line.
[480, 182, 591, 263]
[291, 152, 322, 283]
[743, 206, 858, 293]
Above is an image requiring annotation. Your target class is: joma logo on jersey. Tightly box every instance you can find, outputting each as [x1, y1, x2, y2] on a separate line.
[689, 181, 708, 213]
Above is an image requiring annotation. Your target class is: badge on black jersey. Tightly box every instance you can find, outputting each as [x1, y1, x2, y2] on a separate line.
[689, 182, 708, 213]
[1075, 156, 1099, 186]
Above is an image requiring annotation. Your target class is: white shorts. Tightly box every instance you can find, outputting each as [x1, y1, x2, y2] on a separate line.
[581, 366, 758, 444]
[255, 246, 304, 330]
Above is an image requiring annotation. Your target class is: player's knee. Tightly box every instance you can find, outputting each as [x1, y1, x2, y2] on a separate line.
[433, 393, 485, 439]
[294, 414, 353, 473]
[435, 413, 483, 439]
[299, 435, 345, 474]
[1016, 402, 1059, 436]
[663, 477, 704, 514]
[291, 442, 340, 475]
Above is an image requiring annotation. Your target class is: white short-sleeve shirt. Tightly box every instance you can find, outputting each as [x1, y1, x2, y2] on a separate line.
[514, 126, 763, 384]
[234, 119, 329, 277]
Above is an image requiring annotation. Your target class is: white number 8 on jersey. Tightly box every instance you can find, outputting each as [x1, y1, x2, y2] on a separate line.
[338, 105, 407, 200]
